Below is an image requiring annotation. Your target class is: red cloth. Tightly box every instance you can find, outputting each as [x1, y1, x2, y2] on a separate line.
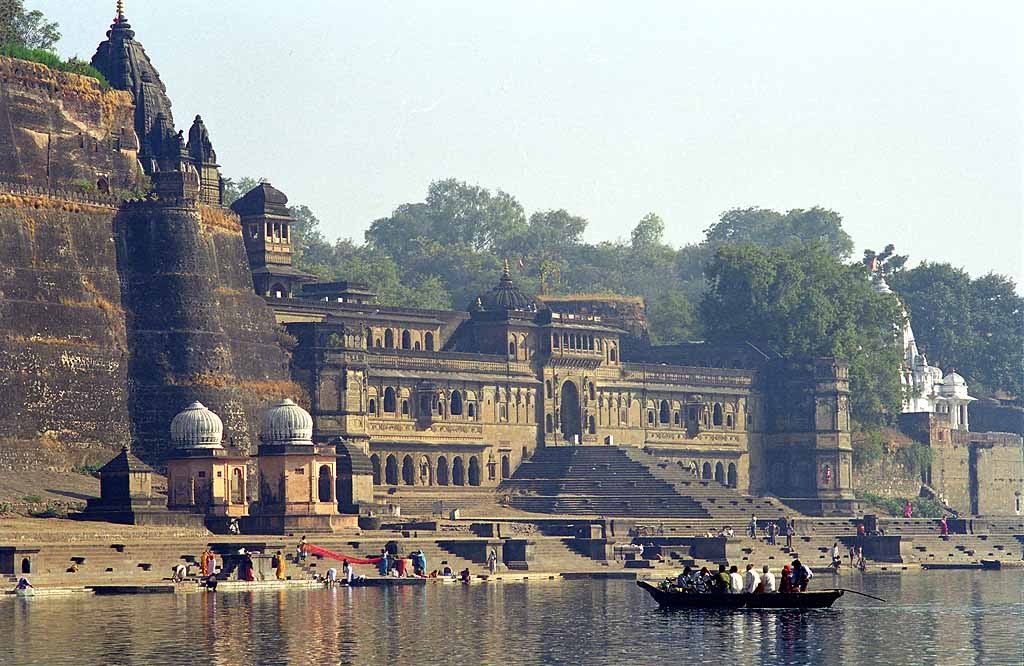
[302, 543, 382, 566]
[396, 558, 408, 576]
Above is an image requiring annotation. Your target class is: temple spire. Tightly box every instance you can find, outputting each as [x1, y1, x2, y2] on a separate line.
[502, 258, 511, 280]
[117, 0, 125, 21]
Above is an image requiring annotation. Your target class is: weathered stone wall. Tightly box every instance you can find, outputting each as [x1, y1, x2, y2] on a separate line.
[0, 195, 129, 471]
[0, 57, 141, 192]
[969, 399, 1024, 438]
[115, 202, 300, 465]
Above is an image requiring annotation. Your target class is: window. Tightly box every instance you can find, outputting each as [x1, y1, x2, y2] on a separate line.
[425, 332, 435, 351]
[553, 334, 560, 348]
[265, 222, 272, 237]
[659, 400, 670, 424]
[647, 411, 655, 425]
[401, 400, 409, 415]
[545, 380, 552, 399]
[384, 329, 394, 348]
[713, 404, 723, 426]
[545, 414, 553, 433]
[674, 412, 681, 426]
[368, 398, 376, 415]
[588, 415, 596, 434]
[509, 341, 517, 357]
[281, 225, 289, 240]
[383, 387, 396, 413]
[401, 330, 411, 350]
[609, 348, 617, 363]
[726, 414, 733, 428]
[589, 384, 596, 401]
[468, 403, 475, 418]
[365, 328, 372, 349]
[451, 391, 463, 416]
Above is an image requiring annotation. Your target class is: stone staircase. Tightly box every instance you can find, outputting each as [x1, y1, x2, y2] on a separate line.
[622, 447, 788, 521]
[373, 487, 498, 518]
[290, 536, 482, 577]
[500, 445, 788, 521]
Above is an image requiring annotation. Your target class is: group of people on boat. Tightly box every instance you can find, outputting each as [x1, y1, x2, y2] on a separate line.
[667, 560, 814, 595]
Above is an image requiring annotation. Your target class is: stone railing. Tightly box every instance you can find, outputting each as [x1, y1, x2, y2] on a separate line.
[0, 180, 122, 207]
[622, 363, 753, 389]
[367, 351, 534, 377]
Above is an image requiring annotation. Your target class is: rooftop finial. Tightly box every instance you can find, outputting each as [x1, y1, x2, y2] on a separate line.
[116, 0, 125, 20]
[502, 258, 511, 279]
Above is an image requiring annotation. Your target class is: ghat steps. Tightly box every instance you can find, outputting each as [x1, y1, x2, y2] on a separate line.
[500, 445, 785, 520]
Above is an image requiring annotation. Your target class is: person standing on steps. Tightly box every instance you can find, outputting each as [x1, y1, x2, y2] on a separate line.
[748, 515, 758, 539]
[487, 548, 499, 574]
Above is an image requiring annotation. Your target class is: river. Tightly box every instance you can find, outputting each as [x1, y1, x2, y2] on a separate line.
[3, 571, 1022, 665]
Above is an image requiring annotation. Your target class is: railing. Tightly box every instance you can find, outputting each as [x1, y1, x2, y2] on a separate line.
[622, 363, 753, 389]
[0, 181, 121, 207]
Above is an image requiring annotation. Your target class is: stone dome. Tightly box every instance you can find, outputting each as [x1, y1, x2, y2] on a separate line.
[170, 401, 224, 449]
[475, 260, 536, 312]
[939, 372, 970, 398]
[260, 398, 314, 444]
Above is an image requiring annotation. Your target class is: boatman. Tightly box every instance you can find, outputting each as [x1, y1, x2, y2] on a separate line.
[742, 564, 760, 593]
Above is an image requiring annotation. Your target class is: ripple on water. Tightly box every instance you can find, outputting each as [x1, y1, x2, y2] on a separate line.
[3, 571, 1023, 665]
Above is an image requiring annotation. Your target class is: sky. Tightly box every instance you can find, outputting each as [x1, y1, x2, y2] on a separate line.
[41, 1, 1024, 286]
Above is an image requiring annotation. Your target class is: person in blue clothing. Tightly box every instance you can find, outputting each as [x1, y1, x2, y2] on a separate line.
[377, 549, 390, 576]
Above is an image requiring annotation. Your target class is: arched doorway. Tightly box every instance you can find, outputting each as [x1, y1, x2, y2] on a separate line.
[419, 455, 432, 485]
[501, 455, 510, 479]
[727, 463, 737, 488]
[559, 381, 582, 444]
[401, 330, 411, 349]
[318, 465, 333, 502]
[384, 329, 395, 348]
[702, 462, 712, 480]
[385, 455, 398, 485]
[402, 455, 415, 486]
[468, 456, 481, 486]
[436, 456, 449, 486]
[371, 454, 382, 485]
[425, 332, 434, 351]
[21, 557, 31, 574]
[714, 462, 725, 484]
[451, 391, 463, 415]
[231, 468, 244, 503]
[453, 457, 465, 486]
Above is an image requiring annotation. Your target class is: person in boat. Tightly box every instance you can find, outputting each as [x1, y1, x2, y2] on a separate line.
[715, 564, 731, 593]
[694, 567, 711, 593]
[728, 565, 744, 594]
[761, 565, 776, 593]
[675, 566, 694, 591]
[742, 564, 760, 594]
[459, 568, 471, 583]
[14, 577, 33, 592]
[274, 550, 287, 580]
[791, 559, 812, 592]
[779, 565, 794, 593]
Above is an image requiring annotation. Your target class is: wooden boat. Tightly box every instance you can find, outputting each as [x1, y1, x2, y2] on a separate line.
[15, 587, 35, 598]
[636, 580, 844, 610]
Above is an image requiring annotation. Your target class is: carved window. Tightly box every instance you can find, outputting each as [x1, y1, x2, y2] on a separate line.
[659, 401, 670, 424]
[281, 225, 289, 240]
[401, 330, 411, 350]
[674, 412, 681, 426]
[609, 347, 617, 363]
[647, 411, 655, 425]
[451, 391, 464, 416]
[425, 332, 435, 351]
[383, 387, 396, 413]
[713, 404, 723, 426]
[368, 399, 376, 415]
[265, 222, 272, 237]
[468, 403, 476, 419]
[401, 400, 409, 415]
[545, 380, 552, 399]
[509, 340, 517, 357]
[384, 329, 394, 349]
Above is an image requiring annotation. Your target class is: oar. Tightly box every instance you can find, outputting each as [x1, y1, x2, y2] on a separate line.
[835, 588, 887, 602]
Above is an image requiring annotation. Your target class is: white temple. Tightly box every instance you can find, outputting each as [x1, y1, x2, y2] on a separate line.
[873, 273, 975, 429]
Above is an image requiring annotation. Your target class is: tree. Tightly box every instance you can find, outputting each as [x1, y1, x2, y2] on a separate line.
[862, 244, 908, 279]
[221, 176, 266, 206]
[890, 263, 1023, 397]
[703, 206, 854, 259]
[630, 213, 664, 251]
[0, 1, 60, 51]
[700, 244, 905, 424]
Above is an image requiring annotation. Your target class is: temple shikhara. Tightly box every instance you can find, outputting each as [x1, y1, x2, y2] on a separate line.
[0, 3, 1019, 539]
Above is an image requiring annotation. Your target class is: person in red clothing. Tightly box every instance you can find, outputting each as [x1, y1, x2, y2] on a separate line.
[779, 565, 794, 593]
[395, 556, 408, 577]
[940, 515, 949, 535]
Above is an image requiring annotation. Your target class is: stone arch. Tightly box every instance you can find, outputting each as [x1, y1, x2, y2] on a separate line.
[419, 455, 432, 485]
[468, 402, 476, 418]
[21, 557, 31, 574]
[270, 282, 287, 298]
[371, 454, 382, 485]
[368, 398, 376, 415]
[468, 456, 481, 486]
[501, 455, 510, 479]
[452, 457, 465, 486]
[727, 463, 737, 488]
[713, 403, 723, 426]
[714, 462, 725, 484]
[545, 414, 553, 433]
[559, 381, 582, 443]
[318, 465, 333, 502]
[384, 329, 395, 348]
[365, 327, 372, 349]
[522, 446, 529, 461]
[673, 412, 681, 426]
[401, 399, 409, 415]
[385, 455, 398, 485]
[659, 400, 670, 424]
[588, 415, 596, 434]
[401, 330, 411, 350]
[424, 332, 435, 351]
[702, 462, 712, 480]
[436, 456, 449, 486]
[509, 340, 517, 357]
[402, 455, 415, 486]
[545, 380, 552, 399]
[383, 387, 397, 413]
[609, 347, 617, 363]
[450, 390, 464, 416]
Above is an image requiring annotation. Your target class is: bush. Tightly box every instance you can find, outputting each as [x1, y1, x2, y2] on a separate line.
[29, 501, 66, 518]
[852, 430, 885, 469]
[0, 44, 110, 88]
[859, 491, 945, 519]
[895, 442, 932, 474]
[22, 494, 42, 504]
[0, 502, 12, 514]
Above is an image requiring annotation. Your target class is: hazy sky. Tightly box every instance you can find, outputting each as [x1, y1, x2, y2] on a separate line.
[43, 1, 1023, 285]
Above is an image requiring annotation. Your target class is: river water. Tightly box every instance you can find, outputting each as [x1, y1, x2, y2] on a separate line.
[3, 571, 1022, 665]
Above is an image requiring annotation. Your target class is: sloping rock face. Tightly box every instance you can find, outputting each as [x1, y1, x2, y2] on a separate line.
[115, 201, 302, 464]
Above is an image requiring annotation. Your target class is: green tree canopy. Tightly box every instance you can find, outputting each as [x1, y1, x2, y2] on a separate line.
[700, 244, 905, 424]
[703, 206, 854, 259]
[0, 1, 60, 51]
[890, 263, 1023, 397]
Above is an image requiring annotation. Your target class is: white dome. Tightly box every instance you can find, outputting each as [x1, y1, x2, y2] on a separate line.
[944, 372, 966, 385]
[260, 398, 313, 444]
[170, 401, 223, 449]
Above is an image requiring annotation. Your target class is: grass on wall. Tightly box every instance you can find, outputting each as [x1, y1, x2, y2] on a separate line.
[0, 44, 110, 88]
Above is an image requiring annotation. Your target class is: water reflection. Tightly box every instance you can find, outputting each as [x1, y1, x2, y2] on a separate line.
[4, 572, 1022, 665]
